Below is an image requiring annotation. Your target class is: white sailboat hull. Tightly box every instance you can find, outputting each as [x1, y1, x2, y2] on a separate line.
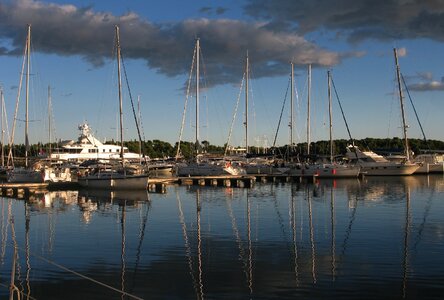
[359, 162, 420, 176]
[244, 164, 289, 175]
[429, 162, 444, 173]
[78, 174, 149, 190]
[288, 164, 360, 178]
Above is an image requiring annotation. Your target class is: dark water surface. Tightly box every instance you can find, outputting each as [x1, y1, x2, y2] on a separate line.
[0, 175, 443, 299]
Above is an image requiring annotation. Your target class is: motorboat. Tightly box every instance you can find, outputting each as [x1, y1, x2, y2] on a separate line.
[50, 123, 142, 163]
[345, 145, 419, 175]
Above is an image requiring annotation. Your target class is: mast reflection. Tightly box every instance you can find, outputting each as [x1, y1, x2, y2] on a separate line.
[402, 186, 411, 299]
[289, 184, 299, 286]
[307, 185, 317, 284]
[120, 201, 126, 300]
[176, 188, 203, 300]
[330, 185, 336, 281]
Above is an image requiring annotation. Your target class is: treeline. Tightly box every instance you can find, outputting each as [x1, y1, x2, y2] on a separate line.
[4, 137, 444, 160]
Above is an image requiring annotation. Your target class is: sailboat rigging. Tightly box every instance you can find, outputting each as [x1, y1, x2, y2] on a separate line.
[344, 48, 420, 175]
[78, 25, 149, 189]
[400, 71, 444, 173]
[287, 70, 360, 178]
[0, 86, 10, 177]
[175, 39, 245, 176]
[7, 24, 46, 183]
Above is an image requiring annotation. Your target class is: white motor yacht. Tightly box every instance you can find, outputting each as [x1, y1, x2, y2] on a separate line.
[345, 145, 419, 176]
[50, 123, 142, 163]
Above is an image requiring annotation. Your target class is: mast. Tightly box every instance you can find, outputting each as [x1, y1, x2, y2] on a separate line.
[115, 25, 125, 168]
[290, 62, 294, 147]
[48, 85, 52, 158]
[394, 48, 410, 161]
[328, 71, 333, 162]
[307, 64, 311, 157]
[0, 87, 4, 167]
[25, 24, 31, 168]
[245, 52, 249, 154]
[137, 95, 142, 164]
[195, 38, 200, 156]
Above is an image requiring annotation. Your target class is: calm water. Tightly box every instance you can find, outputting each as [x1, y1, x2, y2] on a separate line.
[0, 175, 443, 299]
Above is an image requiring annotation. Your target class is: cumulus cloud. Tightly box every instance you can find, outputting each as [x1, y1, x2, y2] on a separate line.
[402, 71, 444, 92]
[408, 75, 444, 91]
[244, 0, 444, 42]
[0, 0, 347, 86]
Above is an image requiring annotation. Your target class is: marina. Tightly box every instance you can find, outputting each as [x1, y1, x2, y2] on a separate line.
[1, 1, 444, 299]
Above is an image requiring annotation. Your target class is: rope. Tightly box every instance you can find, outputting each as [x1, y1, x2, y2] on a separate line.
[120, 52, 149, 168]
[330, 75, 354, 144]
[224, 74, 245, 156]
[176, 43, 197, 159]
[273, 74, 291, 148]
[11, 244, 144, 300]
[330, 73, 359, 160]
[401, 73, 429, 147]
[8, 32, 28, 168]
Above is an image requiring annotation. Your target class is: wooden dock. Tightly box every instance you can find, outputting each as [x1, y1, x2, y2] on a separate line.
[148, 178, 178, 193]
[254, 174, 318, 183]
[178, 175, 256, 188]
[172, 173, 318, 188]
[0, 174, 318, 199]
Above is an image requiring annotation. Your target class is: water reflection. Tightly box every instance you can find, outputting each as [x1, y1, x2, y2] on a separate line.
[0, 175, 443, 299]
[403, 186, 411, 299]
[307, 185, 317, 284]
[176, 187, 205, 300]
[289, 185, 299, 286]
[330, 186, 336, 281]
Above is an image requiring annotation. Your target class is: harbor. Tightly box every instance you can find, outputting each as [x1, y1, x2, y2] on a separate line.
[1, 1, 444, 299]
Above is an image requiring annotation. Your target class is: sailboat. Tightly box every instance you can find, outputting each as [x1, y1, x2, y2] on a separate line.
[175, 39, 245, 177]
[302, 71, 360, 178]
[345, 48, 420, 176]
[288, 67, 360, 178]
[78, 25, 149, 189]
[37, 85, 73, 184]
[235, 53, 286, 175]
[7, 25, 45, 183]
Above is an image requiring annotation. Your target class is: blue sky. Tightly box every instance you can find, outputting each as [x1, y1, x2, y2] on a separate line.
[0, 0, 443, 149]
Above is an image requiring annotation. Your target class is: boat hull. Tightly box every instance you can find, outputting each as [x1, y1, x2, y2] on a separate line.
[176, 162, 245, 176]
[414, 163, 430, 174]
[359, 163, 419, 176]
[7, 168, 44, 183]
[245, 165, 289, 175]
[288, 164, 360, 178]
[78, 174, 149, 190]
[429, 162, 444, 173]
[148, 165, 174, 177]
